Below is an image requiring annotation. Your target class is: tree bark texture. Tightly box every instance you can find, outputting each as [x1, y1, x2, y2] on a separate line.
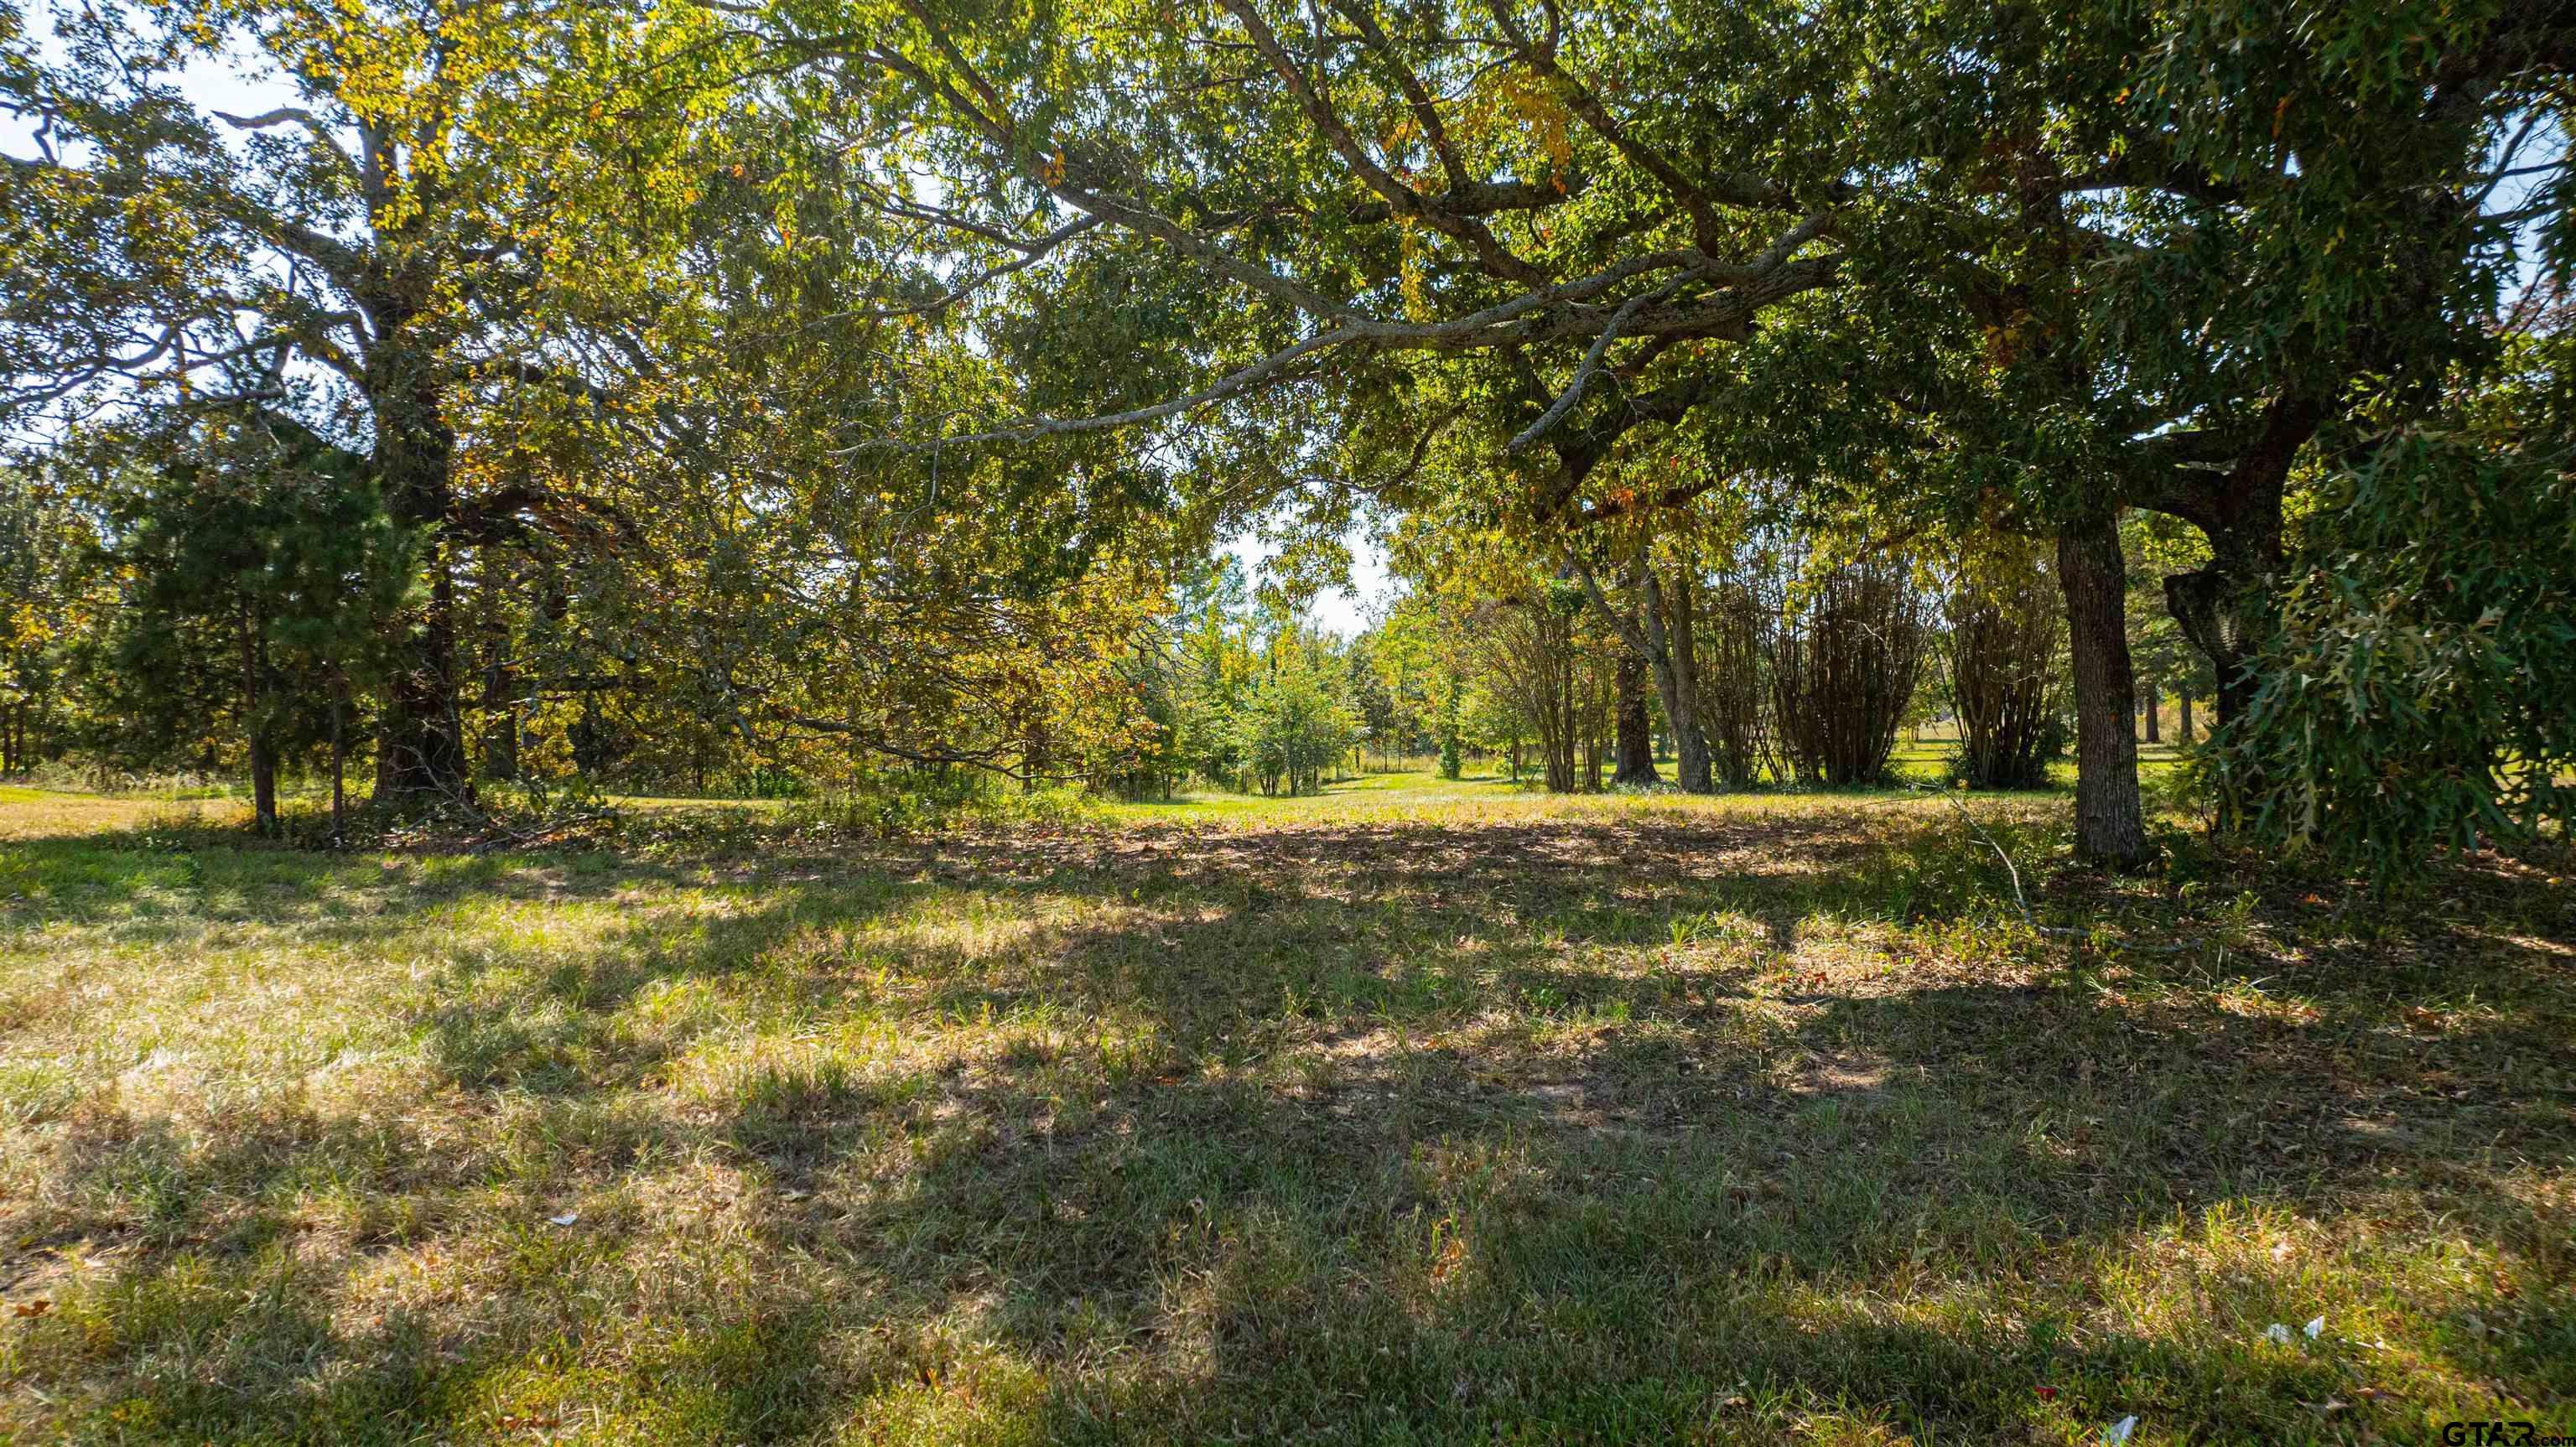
[1613, 645, 1658, 784]
[2058, 512, 2152, 869]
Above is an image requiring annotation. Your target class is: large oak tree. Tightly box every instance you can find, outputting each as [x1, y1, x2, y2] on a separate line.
[1, 0, 688, 798]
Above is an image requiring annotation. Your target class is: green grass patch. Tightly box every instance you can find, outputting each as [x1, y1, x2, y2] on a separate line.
[0, 776, 2568, 1443]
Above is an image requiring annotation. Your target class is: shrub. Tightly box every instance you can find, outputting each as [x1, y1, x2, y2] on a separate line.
[2201, 426, 2575, 884]
[1945, 539, 2064, 790]
[1768, 555, 1929, 787]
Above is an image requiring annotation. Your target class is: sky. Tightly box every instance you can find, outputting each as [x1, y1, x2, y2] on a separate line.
[1226, 526, 1392, 638]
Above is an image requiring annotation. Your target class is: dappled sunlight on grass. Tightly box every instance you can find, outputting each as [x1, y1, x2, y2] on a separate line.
[0, 777, 2568, 1442]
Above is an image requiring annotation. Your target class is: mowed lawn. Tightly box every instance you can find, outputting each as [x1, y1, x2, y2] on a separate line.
[0, 772, 2568, 1444]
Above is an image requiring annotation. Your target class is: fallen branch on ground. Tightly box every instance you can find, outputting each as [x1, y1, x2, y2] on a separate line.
[465, 811, 616, 856]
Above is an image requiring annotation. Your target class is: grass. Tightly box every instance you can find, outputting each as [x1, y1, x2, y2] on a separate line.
[0, 770, 2567, 1444]
[1104, 737, 2191, 827]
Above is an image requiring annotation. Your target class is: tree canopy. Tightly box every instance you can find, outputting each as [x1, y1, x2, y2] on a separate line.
[2, 0, 2569, 880]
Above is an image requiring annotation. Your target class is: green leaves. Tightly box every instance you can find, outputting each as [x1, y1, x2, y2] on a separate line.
[70, 407, 413, 770]
[2201, 391, 2576, 885]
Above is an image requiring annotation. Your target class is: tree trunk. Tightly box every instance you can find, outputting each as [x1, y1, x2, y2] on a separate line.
[239, 612, 278, 834]
[475, 552, 518, 782]
[247, 731, 278, 834]
[2163, 531, 2277, 832]
[330, 680, 347, 847]
[483, 707, 519, 782]
[481, 662, 519, 783]
[2142, 682, 2161, 743]
[1613, 645, 1658, 784]
[2153, 402, 2308, 737]
[1654, 562, 1715, 791]
[369, 357, 472, 806]
[1023, 717, 1050, 792]
[1540, 641, 1576, 792]
[2165, 564, 2267, 727]
[2058, 512, 2151, 869]
[1567, 548, 1713, 792]
[1633, 563, 1711, 791]
[2178, 692, 2194, 744]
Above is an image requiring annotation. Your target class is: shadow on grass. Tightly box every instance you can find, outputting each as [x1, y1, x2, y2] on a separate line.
[2, 801, 2569, 1443]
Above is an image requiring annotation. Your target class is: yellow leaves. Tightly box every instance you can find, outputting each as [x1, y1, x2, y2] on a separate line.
[1038, 149, 1067, 186]
[1453, 67, 1574, 194]
[2, 603, 56, 651]
[1501, 71, 1576, 185]
[1398, 219, 1431, 322]
[1981, 314, 2033, 371]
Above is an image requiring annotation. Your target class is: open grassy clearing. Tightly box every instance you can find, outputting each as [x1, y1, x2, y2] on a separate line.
[1092, 741, 2189, 827]
[0, 776, 2568, 1444]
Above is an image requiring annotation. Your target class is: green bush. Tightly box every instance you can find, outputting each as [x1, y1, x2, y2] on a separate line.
[2201, 424, 2574, 884]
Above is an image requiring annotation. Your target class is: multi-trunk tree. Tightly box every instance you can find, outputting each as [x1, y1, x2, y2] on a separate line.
[1946, 537, 2064, 791]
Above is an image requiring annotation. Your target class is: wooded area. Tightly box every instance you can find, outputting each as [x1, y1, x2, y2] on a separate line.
[1, 0, 2572, 1439]
[2, 0, 2568, 879]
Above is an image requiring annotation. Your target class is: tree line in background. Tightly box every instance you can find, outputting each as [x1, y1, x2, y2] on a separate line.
[0, 462, 2327, 817]
[2, 0, 2570, 885]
